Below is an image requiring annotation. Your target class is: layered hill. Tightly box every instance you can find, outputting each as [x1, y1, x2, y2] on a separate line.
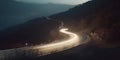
[0, 0, 120, 50]
[0, 0, 74, 30]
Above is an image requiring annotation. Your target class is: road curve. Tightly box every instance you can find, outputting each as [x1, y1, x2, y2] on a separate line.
[33, 28, 81, 55]
[0, 28, 82, 60]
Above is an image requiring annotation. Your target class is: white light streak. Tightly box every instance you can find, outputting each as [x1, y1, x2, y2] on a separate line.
[33, 28, 81, 55]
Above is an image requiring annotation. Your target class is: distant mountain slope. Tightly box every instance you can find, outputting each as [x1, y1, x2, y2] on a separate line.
[0, 0, 74, 30]
[49, 0, 120, 32]
[0, 0, 120, 50]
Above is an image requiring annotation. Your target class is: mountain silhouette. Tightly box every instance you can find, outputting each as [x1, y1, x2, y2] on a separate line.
[0, 0, 74, 30]
[0, 0, 120, 51]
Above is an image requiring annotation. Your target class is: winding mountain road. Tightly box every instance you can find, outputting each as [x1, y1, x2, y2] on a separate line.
[0, 28, 83, 60]
[33, 28, 81, 55]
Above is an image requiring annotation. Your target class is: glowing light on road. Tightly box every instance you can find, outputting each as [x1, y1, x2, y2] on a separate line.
[33, 28, 82, 55]
[0, 28, 83, 60]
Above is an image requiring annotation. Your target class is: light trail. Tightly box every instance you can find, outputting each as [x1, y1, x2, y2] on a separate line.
[33, 28, 82, 55]
[0, 28, 83, 60]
